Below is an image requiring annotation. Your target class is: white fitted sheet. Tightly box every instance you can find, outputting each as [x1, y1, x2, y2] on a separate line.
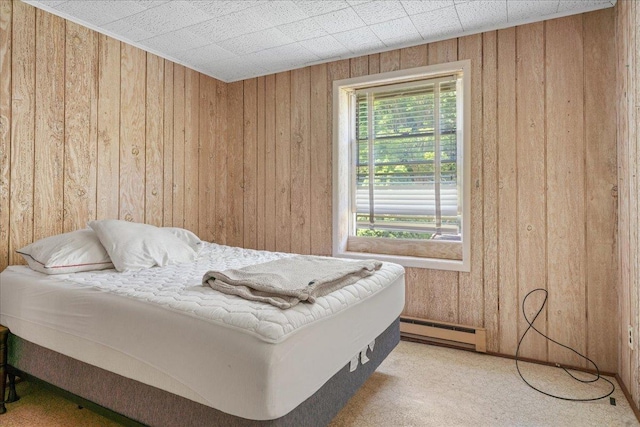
[0, 244, 405, 420]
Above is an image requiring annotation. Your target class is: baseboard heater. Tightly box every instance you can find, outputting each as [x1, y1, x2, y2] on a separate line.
[399, 316, 487, 353]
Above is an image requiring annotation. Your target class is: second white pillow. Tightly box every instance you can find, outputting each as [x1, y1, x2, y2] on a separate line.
[89, 219, 198, 272]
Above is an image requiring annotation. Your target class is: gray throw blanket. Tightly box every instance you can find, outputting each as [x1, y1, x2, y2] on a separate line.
[202, 256, 382, 309]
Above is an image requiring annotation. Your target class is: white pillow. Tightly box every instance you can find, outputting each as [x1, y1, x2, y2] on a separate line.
[17, 229, 114, 274]
[163, 227, 203, 253]
[88, 220, 197, 272]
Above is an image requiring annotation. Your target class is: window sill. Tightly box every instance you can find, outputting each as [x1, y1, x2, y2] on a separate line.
[334, 249, 469, 272]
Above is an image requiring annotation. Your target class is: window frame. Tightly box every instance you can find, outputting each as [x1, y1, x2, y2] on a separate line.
[332, 60, 471, 272]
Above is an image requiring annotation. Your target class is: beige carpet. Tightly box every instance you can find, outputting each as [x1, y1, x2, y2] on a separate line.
[1, 341, 638, 426]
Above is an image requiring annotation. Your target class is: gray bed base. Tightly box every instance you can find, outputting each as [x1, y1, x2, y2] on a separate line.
[6, 318, 400, 426]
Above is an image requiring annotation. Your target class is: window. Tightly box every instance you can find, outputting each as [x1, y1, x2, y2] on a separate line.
[333, 61, 470, 271]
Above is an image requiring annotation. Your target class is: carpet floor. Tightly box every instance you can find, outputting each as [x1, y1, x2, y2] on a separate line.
[1, 340, 638, 426]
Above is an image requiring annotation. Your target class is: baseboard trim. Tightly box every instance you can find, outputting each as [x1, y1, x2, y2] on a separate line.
[615, 374, 640, 424]
[485, 351, 617, 378]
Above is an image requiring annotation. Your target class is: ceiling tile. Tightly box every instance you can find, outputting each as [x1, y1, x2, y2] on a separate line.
[33, 0, 69, 7]
[352, 1, 407, 25]
[173, 43, 237, 66]
[333, 27, 385, 54]
[139, 28, 213, 55]
[278, 18, 329, 42]
[188, 8, 272, 42]
[299, 35, 348, 58]
[313, 7, 367, 34]
[410, 6, 463, 41]
[102, 19, 156, 42]
[251, 43, 319, 68]
[105, 1, 214, 38]
[245, 1, 311, 27]
[54, 1, 147, 26]
[370, 16, 421, 45]
[507, 1, 559, 22]
[217, 28, 294, 56]
[190, 0, 262, 17]
[293, 1, 350, 17]
[456, 0, 507, 31]
[206, 56, 269, 81]
[557, 0, 612, 13]
[400, 1, 454, 15]
[26, 0, 618, 82]
[133, 1, 172, 8]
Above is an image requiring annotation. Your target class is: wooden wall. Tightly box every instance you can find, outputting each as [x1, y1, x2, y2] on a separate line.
[0, 1, 623, 374]
[226, 9, 619, 371]
[616, 0, 639, 410]
[0, 0, 226, 270]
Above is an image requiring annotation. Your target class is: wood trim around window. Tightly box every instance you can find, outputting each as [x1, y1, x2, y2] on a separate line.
[333, 61, 472, 272]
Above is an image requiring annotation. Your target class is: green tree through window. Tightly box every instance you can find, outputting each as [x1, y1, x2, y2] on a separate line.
[354, 77, 461, 240]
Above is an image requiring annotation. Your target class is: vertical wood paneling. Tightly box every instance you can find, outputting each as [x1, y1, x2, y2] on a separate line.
[119, 43, 145, 223]
[310, 64, 330, 255]
[64, 22, 98, 232]
[33, 10, 64, 240]
[184, 68, 199, 233]
[632, 1, 640, 406]
[628, 0, 636, 391]
[480, 31, 499, 351]
[515, 22, 548, 361]
[214, 80, 228, 245]
[97, 35, 120, 221]
[9, 0, 34, 263]
[403, 268, 426, 318]
[0, 2, 626, 382]
[546, 15, 586, 367]
[198, 75, 216, 242]
[616, 0, 640, 408]
[2, 0, 226, 271]
[256, 76, 266, 250]
[380, 50, 400, 73]
[243, 78, 258, 249]
[350, 56, 368, 77]
[264, 74, 277, 251]
[145, 54, 163, 226]
[404, 269, 458, 322]
[584, 9, 617, 373]
[275, 72, 291, 253]
[631, 0, 639, 407]
[162, 60, 173, 227]
[0, 0, 12, 271]
[458, 33, 484, 328]
[428, 39, 457, 65]
[496, 27, 518, 355]
[172, 65, 185, 228]
[617, 0, 631, 388]
[290, 67, 311, 254]
[368, 53, 380, 74]
[400, 45, 427, 68]
[227, 81, 244, 247]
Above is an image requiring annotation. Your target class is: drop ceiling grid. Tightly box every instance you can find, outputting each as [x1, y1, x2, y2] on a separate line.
[23, 0, 617, 82]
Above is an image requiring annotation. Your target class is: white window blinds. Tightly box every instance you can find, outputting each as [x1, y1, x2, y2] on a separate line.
[353, 74, 463, 241]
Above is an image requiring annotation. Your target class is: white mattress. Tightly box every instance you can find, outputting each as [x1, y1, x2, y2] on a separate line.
[0, 243, 405, 420]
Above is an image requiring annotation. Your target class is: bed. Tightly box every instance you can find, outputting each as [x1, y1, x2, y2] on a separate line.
[0, 226, 405, 426]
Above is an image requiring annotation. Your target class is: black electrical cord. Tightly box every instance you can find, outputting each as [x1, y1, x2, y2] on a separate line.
[515, 288, 615, 401]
